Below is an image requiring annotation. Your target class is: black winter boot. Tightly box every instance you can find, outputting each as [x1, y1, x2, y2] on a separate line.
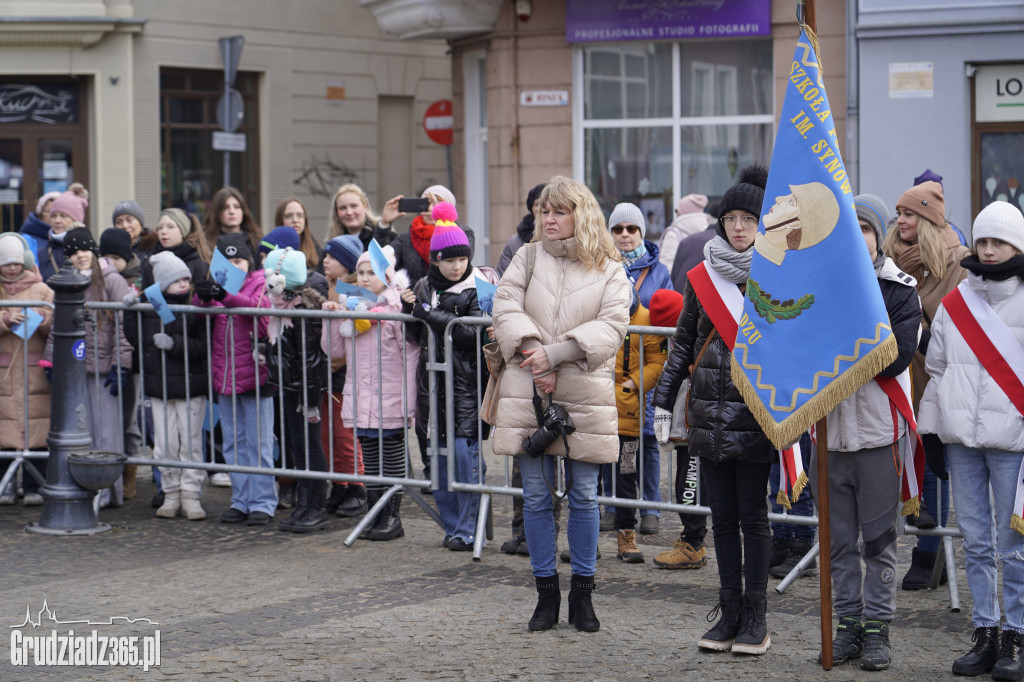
[860, 620, 891, 671]
[369, 493, 404, 541]
[953, 626, 1000, 676]
[698, 589, 743, 651]
[992, 630, 1024, 681]
[769, 537, 816, 579]
[528, 574, 560, 631]
[324, 484, 347, 515]
[902, 547, 947, 590]
[818, 616, 864, 664]
[360, 490, 381, 539]
[732, 593, 771, 655]
[769, 536, 790, 569]
[284, 481, 329, 533]
[337, 485, 367, 517]
[567, 574, 599, 632]
[278, 482, 310, 529]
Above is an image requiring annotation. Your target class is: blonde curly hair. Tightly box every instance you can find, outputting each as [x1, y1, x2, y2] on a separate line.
[532, 176, 619, 271]
[327, 184, 378, 239]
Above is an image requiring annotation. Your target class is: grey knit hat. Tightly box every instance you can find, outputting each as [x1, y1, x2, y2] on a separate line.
[112, 199, 145, 227]
[607, 202, 647, 238]
[854, 193, 890, 258]
[150, 251, 191, 292]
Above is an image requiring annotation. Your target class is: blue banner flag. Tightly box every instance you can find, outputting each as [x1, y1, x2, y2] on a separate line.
[144, 283, 176, 324]
[730, 29, 897, 448]
[210, 248, 246, 296]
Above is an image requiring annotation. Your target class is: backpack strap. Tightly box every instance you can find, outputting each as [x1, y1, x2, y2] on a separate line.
[525, 241, 537, 288]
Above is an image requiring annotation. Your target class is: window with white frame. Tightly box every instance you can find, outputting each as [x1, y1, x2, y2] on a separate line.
[574, 39, 773, 236]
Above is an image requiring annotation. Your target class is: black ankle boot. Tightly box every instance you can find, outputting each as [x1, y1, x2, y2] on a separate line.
[369, 493, 404, 541]
[359, 490, 381, 539]
[992, 630, 1023, 681]
[567, 574, 599, 632]
[337, 485, 367, 517]
[953, 626, 1000, 676]
[698, 589, 743, 651]
[732, 593, 771, 655]
[286, 481, 329, 533]
[528, 575, 560, 631]
[278, 483, 310, 529]
[902, 547, 947, 590]
[324, 485, 347, 515]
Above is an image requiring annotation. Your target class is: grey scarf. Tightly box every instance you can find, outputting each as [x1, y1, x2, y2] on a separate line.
[703, 236, 752, 284]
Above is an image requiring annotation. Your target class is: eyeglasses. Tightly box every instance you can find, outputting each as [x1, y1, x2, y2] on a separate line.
[283, 212, 305, 221]
[611, 224, 640, 235]
[721, 215, 759, 227]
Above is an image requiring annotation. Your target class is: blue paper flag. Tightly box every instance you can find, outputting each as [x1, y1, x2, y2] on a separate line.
[9, 308, 43, 340]
[210, 248, 246, 296]
[335, 281, 379, 301]
[144, 283, 176, 324]
[729, 28, 896, 448]
[368, 238, 390, 286]
[474, 276, 497, 314]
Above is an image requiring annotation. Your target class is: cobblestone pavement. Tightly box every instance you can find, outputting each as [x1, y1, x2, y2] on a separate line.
[0, 454, 974, 681]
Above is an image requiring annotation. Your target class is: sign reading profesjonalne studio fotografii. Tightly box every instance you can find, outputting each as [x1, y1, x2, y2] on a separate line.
[565, 0, 771, 42]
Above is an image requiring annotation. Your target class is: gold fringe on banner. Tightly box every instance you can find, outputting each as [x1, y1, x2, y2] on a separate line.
[790, 470, 809, 505]
[731, 333, 897, 451]
[1012, 513, 1024, 537]
[800, 22, 823, 76]
[902, 496, 921, 518]
[776, 489, 792, 511]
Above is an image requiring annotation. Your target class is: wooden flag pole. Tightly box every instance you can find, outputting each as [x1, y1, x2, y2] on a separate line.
[797, 0, 834, 670]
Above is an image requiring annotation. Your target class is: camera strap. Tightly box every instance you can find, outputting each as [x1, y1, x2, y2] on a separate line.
[530, 384, 572, 503]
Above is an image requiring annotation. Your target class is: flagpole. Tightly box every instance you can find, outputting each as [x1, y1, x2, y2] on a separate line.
[797, 0, 834, 670]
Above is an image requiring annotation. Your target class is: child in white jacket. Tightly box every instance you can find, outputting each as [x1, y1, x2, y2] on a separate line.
[918, 200, 1024, 680]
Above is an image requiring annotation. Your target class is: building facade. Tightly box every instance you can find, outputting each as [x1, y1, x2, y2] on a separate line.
[856, 0, 1024, 236]
[0, 0, 452, 241]
[427, 0, 849, 265]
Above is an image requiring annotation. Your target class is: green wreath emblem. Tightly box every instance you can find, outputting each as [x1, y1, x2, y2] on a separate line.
[746, 280, 814, 324]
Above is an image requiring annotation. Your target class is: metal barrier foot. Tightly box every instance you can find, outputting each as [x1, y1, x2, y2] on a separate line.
[342, 487, 396, 547]
[472, 494, 490, 562]
[940, 535, 961, 612]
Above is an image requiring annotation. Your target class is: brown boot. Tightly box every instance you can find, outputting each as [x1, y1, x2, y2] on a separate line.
[616, 529, 645, 563]
[122, 464, 137, 500]
[653, 538, 707, 569]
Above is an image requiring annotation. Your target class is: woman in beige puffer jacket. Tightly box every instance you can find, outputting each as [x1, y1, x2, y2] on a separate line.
[491, 176, 630, 634]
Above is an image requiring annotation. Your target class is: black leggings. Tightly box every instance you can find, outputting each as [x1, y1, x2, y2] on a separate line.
[702, 458, 772, 597]
[360, 433, 406, 493]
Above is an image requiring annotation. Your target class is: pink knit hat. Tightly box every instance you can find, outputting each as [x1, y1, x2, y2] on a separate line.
[50, 190, 88, 223]
[675, 193, 708, 216]
[429, 201, 471, 261]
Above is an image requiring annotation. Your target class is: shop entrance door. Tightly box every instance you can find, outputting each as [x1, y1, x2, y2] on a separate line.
[0, 132, 86, 233]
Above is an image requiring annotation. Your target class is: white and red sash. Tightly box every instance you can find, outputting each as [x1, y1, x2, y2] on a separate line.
[943, 281, 1024, 417]
[687, 261, 743, 349]
[777, 441, 807, 510]
[875, 371, 925, 516]
[942, 281, 1024, 535]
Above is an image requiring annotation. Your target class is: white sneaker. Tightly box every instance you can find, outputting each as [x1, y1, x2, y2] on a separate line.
[211, 473, 231, 487]
[0, 492, 15, 505]
[155, 494, 180, 518]
[22, 493, 44, 506]
[180, 496, 207, 521]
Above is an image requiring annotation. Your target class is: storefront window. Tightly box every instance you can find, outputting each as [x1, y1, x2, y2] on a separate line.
[159, 68, 260, 224]
[578, 39, 773, 236]
[979, 131, 1024, 213]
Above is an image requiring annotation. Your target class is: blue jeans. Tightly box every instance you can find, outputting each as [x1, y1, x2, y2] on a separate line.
[520, 455, 600, 578]
[947, 444, 1024, 633]
[768, 432, 815, 541]
[434, 437, 486, 543]
[219, 393, 277, 516]
[640, 433, 660, 516]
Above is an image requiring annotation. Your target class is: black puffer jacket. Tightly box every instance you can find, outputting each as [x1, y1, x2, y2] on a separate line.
[653, 278, 772, 464]
[265, 288, 328, 410]
[125, 290, 208, 400]
[408, 271, 489, 440]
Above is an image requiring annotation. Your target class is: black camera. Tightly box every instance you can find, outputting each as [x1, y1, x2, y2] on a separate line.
[521, 402, 576, 457]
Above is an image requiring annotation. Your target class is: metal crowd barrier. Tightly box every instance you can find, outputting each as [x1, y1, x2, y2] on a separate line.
[3, 296, 961, 605]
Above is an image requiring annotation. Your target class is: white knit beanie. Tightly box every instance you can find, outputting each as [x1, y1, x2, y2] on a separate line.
[973, 201, 1024, 254]
[607, 202, 647, 238]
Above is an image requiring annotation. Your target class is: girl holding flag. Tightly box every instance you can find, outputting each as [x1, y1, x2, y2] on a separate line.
[918, 201, 1024, 680]
[653, 165, 774, 655]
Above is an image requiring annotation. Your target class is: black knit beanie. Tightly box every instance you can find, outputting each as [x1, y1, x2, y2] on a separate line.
[716, 165, 769, 239]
